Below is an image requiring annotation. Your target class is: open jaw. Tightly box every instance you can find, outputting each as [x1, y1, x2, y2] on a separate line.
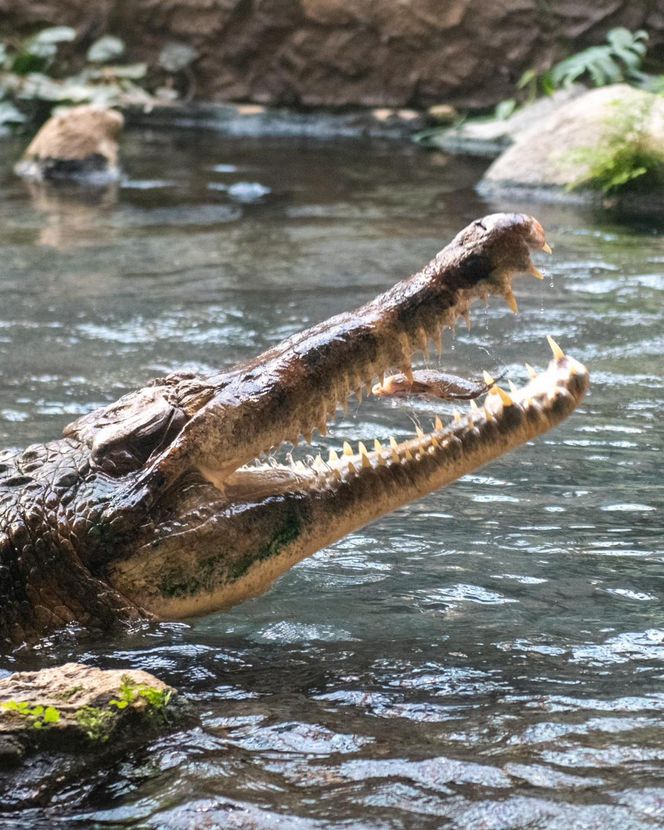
[105, 214, 590, 619]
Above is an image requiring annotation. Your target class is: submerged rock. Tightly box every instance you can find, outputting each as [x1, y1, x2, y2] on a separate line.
[0, 663, 185, 808]
[479, 85, 664, 208]
[14, 105, 124, 183]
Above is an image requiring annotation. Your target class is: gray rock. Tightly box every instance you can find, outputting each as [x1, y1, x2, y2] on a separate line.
[0, 662, 187, 808]
[479, 85, 664, 203]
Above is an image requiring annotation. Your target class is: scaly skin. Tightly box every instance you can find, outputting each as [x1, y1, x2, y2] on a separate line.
[0, 214, 589, 646]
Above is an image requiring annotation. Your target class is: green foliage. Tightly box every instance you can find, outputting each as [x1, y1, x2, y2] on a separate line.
[492, 28, 661, 121]
[549, 28, 648, 88]
[0, 26, 198, 128]
[75, 705, 116, 742]
[109, 675, 172, 713]
[567, 98, 664, 195]
[1, 699, 61, 729]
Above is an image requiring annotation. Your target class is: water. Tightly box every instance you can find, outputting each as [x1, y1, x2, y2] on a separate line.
[0, 127, 662, 828]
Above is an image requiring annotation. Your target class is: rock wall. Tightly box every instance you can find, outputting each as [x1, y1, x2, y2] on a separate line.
[1, 0, 663, 109]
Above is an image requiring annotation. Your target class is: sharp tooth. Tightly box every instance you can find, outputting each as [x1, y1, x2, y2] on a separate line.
[431, 435, 440, 448]
[391, 447, 400, 463]
[546, 335, 565, 360]
[361, 452, 372, 469]
[389, 437, 399, 451]
[313, 454, 327, 472]
[343, 441, 354, 457]
[542, 241, 553, 254]
[453, 410, 462, 424]
[389, 437, 399, 463]
[329, 449, 340, 464]
[415, 426, 424, 439]
[484, 405, 494, 421]
[296, 460, 307, 473]
[434, 416, 443, 431]
[434, 326, 444, 355]
[470, 399, 479, 412]
[529, 264, 544, 280]
[399, 334, 411, 362]
[404, 447, 414, 461]
[494, 386, 515, 406]
[347, 461, 358, 476]
[505, 291, 519, 314]
[508, 379, 519, 396]
[525, 363, 538, 380]
[373, 438, 383, 453]
[358, 441, 369, 457]
[482, 370, 495, 386]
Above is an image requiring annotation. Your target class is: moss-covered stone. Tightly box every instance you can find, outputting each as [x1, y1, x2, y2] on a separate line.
[0, 662, 189, 809]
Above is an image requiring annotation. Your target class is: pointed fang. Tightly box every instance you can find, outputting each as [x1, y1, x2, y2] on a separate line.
[505, 292, 519, 314]
[482, 370, 495, 386]
[434, 416, 443, 431]
[547, 335, 565, 360]
[525, 363, 538, 380]
[542, 242, 553, 254]
[343, 441, 354, 457]
[494, 386, 514, 407]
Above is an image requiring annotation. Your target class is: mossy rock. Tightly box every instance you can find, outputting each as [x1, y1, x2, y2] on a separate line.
[0, 662, 189, 808]
[479, 85, 664, 211]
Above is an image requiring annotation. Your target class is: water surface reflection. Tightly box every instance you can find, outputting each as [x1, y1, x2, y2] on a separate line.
[0, 128, 662, 828]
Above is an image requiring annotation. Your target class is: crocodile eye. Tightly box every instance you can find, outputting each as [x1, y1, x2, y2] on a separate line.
[89, 398, 187, 475]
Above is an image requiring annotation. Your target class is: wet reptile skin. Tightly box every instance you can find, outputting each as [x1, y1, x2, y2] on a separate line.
[0, 214, 571, 647]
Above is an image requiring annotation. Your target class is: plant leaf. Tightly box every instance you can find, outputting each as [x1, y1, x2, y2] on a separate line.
[87, 36, 125, 63]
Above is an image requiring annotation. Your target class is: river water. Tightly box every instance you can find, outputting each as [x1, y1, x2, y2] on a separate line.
[0, 128, 662, 828]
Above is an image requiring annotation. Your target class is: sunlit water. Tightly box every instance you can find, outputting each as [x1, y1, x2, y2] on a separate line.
[0, 127, 662, 829]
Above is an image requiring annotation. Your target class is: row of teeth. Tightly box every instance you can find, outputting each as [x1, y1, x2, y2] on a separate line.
[264, 337, 581, 486]
[285, 282, 534, 447]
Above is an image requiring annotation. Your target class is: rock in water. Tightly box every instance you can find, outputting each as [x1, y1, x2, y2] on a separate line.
[0, 662, 186, 808]
[14, 106, 124, 183]
[479, 85, 664, 200]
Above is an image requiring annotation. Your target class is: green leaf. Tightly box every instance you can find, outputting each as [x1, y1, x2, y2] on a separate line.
[31, 26, 76, 46]
[87, 35, 125, 63]
[494, 99, 517, 120]
[159, 42, 198, 73]
[105, 62, 148, 80]
[0, 101, 25, 125]
[43, 707, 61, 724]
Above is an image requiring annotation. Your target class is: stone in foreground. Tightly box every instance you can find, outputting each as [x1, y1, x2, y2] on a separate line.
[0, 663, 183, 806]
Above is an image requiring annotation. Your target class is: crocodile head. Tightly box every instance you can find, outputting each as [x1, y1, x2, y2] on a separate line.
[0, 213, 589, 646]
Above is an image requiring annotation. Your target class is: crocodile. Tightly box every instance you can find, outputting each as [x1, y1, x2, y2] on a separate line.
[0, 213, 589, 647]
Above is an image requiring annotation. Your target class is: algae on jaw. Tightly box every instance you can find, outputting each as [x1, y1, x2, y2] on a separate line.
[567, 97, 664, 195]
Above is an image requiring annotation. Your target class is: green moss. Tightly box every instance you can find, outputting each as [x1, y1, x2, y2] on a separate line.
[0, 700, 61, 729]
[567, 97, 664, 195]
[75, 705, 116, 743]
[109, 675, 172, 714]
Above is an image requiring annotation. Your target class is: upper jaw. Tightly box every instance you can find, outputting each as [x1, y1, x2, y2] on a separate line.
[125, 213, 554, 507]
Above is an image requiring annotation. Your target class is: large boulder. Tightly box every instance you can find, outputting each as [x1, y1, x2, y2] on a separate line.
[0, 663, 186, 808]
[478, 85, 664, 207]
